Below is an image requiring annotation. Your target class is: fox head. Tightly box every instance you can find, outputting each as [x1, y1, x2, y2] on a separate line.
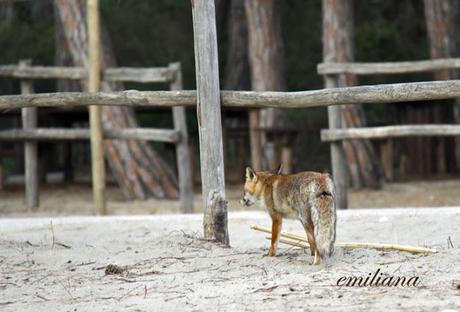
[240, 165, 282, 207]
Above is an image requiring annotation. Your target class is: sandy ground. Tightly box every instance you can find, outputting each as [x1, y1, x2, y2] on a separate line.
[1, 208, 459, 311]
[1, 179, 460, 216]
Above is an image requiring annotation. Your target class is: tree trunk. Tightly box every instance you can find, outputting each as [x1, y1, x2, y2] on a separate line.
[224, 0, 249, 91]
[322, 0, 382, 189]
[424, 0, 459, 172]
[54, 7, 82, 183]
[223, 0, 250, 178]
[54, 0, 178, 199]
[245, 0, 286, 171]
[54, 7, 81, 93]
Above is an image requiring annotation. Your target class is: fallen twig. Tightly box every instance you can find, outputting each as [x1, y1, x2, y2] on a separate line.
[55, 242, 72, 249]
[252, 285, 279, 293]
[114, 277, 136, 283]
[49, 221, 72, 249]
[447, 236, 454, 249]
[50, 221, 55, 248]
[25, 241, 40, 247]
[117, 285, 145, 302]
[76, 261, 96, 267]
[251, 224, 437, 254]
[35, 294, 50, 301]
[57, 278, 74, 301]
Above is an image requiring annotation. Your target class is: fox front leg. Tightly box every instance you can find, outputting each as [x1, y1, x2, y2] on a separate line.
[268, 216, 282, 256]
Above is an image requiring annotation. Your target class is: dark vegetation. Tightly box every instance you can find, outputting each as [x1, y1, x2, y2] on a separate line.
[0, 0, 440, 179]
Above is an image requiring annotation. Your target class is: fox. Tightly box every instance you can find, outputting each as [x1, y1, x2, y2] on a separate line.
[241, 166, 336, 265]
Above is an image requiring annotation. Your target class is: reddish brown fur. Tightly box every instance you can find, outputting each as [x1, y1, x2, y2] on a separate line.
[242, 167, 336, 265]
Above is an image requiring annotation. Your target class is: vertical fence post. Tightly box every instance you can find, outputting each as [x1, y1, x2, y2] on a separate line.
[191, 0, 229, 244]
[325, 84, 348, 209]
[322, 0, 349, 209]
[19, 59, 39, 210]
[381, 139, 394, 181]
[169, 62, 194, 213]
[87, 0, 106, 215]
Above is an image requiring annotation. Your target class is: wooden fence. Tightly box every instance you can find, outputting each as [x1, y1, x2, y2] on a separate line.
[2, 79, 460, 109]
[318, 58, 460, 208]
[1, 70, 459, 244]
[0, 61, 193, 213]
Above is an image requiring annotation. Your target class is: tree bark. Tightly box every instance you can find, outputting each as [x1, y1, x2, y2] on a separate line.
[245, 0, 286, 171]
[424, 0, 460, 172]
[424, 0, 452, 174]
[54, 2, 81, 183]
[223, 0, 250, 179]
[54, 7, 81, 93]
[224, 0, 249, 91]
[322, 0, 382, 189]
[54, 0, 178, 199]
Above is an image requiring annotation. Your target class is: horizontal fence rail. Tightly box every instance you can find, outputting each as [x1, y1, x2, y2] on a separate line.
[1, 80, 460, 110]
[0, 128, 180, 142]
[318, 58, 460, 75]
[321, 125, 460, 141]
[0, 65, 176, 83]
[0, 65, 86, 79]
[104, 67, 174, 83]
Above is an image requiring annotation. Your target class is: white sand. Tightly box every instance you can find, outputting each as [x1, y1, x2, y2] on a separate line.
[1, 208, 459, 311]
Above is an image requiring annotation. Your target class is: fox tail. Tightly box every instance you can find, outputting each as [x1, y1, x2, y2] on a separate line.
[311, 177, 336, 261]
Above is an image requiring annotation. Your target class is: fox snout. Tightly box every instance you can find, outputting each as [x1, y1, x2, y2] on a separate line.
[240, 193, 255, 207]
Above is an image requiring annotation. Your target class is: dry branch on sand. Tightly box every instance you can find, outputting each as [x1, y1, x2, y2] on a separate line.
[251, 224, 438, 254]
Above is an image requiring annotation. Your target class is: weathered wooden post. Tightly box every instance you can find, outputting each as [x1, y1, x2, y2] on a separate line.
[87, 0, 106, 215]
[191, 0, 229, 244]
[19, 59, 39, 210]
[381, 139, 394, 181]
[169, 62, 194, 213]
[322, 0, 349, 209]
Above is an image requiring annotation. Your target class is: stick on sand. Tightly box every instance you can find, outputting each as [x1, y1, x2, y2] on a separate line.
[251, 224, 437, 254]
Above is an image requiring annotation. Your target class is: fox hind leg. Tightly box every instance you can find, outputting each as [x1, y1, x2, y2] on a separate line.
[268, 215, 282, 257]
[304, 213, 318, 255]
[308, 218, 322, 265]
[302, 212, 321, 265]
[313, 250, 321, 265]
[306, 230, 316, 257]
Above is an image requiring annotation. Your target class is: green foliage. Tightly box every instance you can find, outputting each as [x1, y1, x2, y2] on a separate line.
[0, 17, 54, 64]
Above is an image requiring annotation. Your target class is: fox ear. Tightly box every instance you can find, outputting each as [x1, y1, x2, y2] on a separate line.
[272, 164, 282, 175]
[246, 167, 257, 181]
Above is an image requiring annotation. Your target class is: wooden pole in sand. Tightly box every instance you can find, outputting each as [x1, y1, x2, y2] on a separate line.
[19, 59, 39, 210]
[191, 0, 229, 245]
[87, 0, 106, 215]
